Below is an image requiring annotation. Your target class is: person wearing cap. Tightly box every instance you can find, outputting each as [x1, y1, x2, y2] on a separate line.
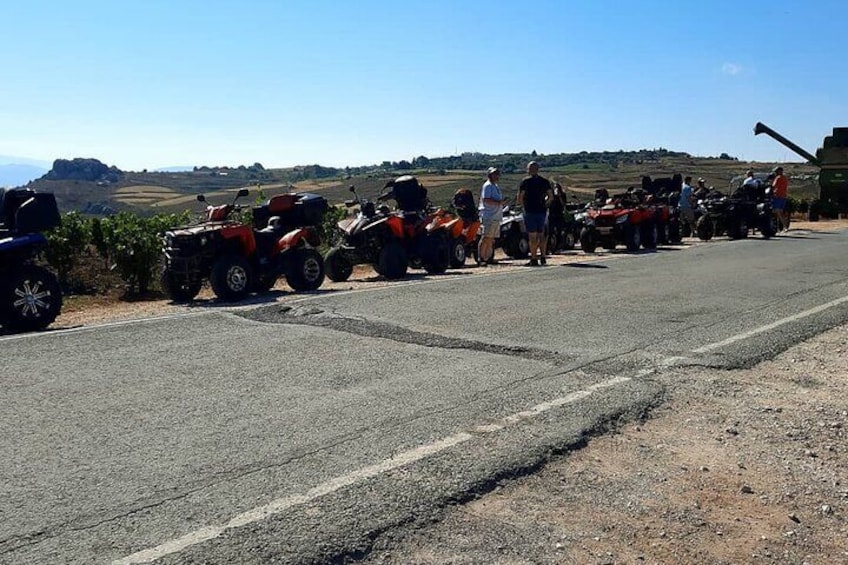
[771, 166, 789, 231]
[477, 167, 504, 265]
[517, 161, 553, 266]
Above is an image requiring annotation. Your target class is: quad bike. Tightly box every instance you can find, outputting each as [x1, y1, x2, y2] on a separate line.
[161, 188, 328, 302]
[546, 202, 582, 252]
[325, 176, 450, 281]
[577, 189, 658, 253]
[425, 188, 481, 268]
[694, 184, 777, 241]
[495, 203, 529, 259]
[0, 188, 63, 332]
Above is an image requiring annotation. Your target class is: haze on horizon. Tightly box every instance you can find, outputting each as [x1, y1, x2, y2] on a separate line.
[2, 0, 845, 172]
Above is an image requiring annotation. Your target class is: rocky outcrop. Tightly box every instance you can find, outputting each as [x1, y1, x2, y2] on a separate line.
[45, 158, 123, 183]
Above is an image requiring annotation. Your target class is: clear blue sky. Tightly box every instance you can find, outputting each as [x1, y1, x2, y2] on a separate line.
[2, 0, 845, 171]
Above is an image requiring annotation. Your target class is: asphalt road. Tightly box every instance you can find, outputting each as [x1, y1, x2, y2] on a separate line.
[2, 229, 847, 564]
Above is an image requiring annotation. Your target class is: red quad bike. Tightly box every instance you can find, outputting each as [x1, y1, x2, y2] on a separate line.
[579, 188, 659, 253]
[161, 188, 328, 302]
[324, 176, 450, 281]
[641, 174, 683, 244]
[425, 188, 481, 268]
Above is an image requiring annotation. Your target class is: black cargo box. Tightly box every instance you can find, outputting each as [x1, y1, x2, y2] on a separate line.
[2, 190, 60, 234]
[388, 175, 427, 212]
[252, 192, 328, 229]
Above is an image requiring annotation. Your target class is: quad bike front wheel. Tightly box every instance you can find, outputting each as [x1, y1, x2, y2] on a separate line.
[0, 265, 62, 332]
[667, 218, 682, 244]
[624, 223, 641, 252]
[503, 231, 529, 259]
[378, 239, 408, 280]
[640, 221, 658, 250]
[546, 230, 561, 254]
[562, 229, 577, 251]
[696, 215, 714, 241]
[422, 233, 450, 274]
[286, 248, 325, 292]
[210, 254, 253, 301]
[160, 267, 201, 303]
[325, 247, 353, 282]
[448, 237, 467, 268]
[579, 227, 597, 253]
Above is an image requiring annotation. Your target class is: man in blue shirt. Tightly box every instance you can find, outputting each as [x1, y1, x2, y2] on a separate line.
[678, 176, 695, 233]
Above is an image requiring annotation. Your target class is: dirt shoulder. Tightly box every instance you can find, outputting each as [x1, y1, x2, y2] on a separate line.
[361, 319, 848, 564]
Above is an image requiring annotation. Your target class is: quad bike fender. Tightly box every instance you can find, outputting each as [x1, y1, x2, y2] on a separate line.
[221, 225, 256, 256]
[275, 227, 320, 253]
[0, 232, 46, 254]
[461, 220, 480, 242]
[384, 215, 405, 239]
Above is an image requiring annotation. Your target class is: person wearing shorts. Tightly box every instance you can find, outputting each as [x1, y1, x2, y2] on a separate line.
[771, 166, 789, 231]
[477, 167, 504, 265]
[518, 161, 553, 266]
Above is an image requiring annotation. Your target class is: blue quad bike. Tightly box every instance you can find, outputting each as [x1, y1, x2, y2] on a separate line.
[0, 188, 63, 332]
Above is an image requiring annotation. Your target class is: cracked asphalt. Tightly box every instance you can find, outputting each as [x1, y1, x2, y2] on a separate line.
[1, 228, 847, 564]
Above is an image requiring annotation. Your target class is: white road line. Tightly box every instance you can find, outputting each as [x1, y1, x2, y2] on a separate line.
[113, 375, 632, 564]
[0, 312, 209, 343]
[692, 294, 848, 354]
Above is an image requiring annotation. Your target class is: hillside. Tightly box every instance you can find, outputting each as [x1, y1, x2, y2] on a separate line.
[24, 151, 820, 216]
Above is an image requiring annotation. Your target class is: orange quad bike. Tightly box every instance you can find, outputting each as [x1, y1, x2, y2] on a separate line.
[161, 188, 328, 302]
[425, 188, 481, 268]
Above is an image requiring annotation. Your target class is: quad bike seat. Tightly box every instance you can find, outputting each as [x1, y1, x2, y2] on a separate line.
[254, 216, 284, 255]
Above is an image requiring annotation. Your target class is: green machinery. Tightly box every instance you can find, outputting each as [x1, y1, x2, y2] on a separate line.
[754, 122, 848, 209]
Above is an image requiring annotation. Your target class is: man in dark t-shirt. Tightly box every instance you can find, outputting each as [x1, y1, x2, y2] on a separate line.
[517, 161, 552, 266]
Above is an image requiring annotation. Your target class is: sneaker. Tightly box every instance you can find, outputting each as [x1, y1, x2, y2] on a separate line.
[525, 259, 539, 267]
[540, 256, 547, 265]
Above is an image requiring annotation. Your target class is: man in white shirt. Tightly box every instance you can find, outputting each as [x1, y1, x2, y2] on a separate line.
[477, 167, 504, 265]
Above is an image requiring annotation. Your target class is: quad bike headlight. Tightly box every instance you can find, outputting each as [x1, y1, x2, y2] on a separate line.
[616, 214, 629, 224]
[200, 235, 208, 246]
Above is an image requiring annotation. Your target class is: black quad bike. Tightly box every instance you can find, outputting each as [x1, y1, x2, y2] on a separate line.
[546, 202, 583, 252]
[161, 188, 329, 302]
[325, 176, 450, 281]
[694, 184, 777, 241]
[0, 188, 63, 332]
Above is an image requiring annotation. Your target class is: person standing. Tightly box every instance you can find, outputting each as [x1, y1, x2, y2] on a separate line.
[678, 176, 695, 233]
[477, 167, 504, 265]
[771, 166, 789, 231]
[517, 161, 552, 266]
[546, 182, 567, 252]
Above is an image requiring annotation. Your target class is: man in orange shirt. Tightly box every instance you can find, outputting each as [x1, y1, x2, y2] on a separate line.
[771, 166, 789, 231]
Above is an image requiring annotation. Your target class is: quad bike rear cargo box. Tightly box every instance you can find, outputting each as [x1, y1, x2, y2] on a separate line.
[1, 189, 60, 234]
[253, 192, 328, 229]
[452, 188, 478, 221]
[388, 175, 428, 212]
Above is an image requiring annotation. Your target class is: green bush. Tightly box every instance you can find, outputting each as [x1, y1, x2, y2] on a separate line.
[321, 205, 349, 248]
[44, 212, 92, 287]
[96, 211, 191, 296]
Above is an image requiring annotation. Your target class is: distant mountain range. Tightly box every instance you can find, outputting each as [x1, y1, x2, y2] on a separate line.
[0, 162, 49, 188]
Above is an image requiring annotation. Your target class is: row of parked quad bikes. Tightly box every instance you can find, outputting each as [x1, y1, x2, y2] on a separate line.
[0, 174, 782, 333]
